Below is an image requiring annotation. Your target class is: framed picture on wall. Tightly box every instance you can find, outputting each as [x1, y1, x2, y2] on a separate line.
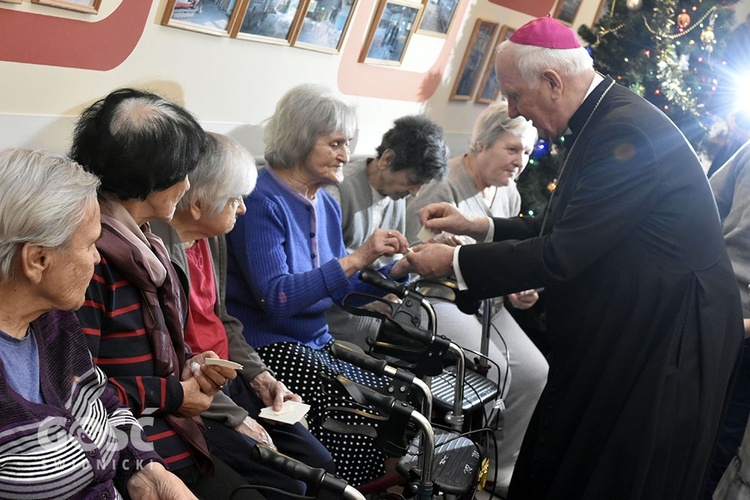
[475, 25, 513, 104]
[161, 0, 239, 36]
[553, 0, 582, 25]
[594, 0, 613, 23]
[234, 0, 304, 42]
[449, 19, 498, 101]
[360, 0, 422, 66]
[32, 0, 101, 14]
[416, 0, 460, 37]
[292, 0, 358, 53]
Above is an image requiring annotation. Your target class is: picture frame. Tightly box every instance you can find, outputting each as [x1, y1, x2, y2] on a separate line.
[292, 0, 358, 53]
[234, 0, 304, 43]
[475, 25, 514, 104]
[360, 0, 422, 66]
[449, 19, 498, 101]
[594, 0, 613, 24]
[416, 0, 460, 37]
[161, 0, 239, 36]
[553, 0, 582, 26]
[32, 0, 101, 14]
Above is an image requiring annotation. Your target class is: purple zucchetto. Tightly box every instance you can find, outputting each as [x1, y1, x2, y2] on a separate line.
[508, 15, 582, 49]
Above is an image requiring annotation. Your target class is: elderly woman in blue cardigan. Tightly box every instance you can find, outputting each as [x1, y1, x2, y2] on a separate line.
[225, 84, 411, 485]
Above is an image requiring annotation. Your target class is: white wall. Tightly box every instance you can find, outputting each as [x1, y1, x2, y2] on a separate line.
[1, 0, 745, 157]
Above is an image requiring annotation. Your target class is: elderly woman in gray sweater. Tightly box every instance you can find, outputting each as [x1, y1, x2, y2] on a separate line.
[405, 101, 548, 497]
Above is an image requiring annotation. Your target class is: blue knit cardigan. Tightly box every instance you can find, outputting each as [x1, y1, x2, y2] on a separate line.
[225, 167, 404, 349]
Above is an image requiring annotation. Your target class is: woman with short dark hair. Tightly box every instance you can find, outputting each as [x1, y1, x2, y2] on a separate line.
[72, 88, 264, 499]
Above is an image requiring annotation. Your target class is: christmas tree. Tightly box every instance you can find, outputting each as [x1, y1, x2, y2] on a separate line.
[579, 0, 739, 147]
[517, 0, 742, 218]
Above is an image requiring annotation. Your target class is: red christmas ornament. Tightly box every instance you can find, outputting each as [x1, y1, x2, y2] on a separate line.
[677, 9, 691, 31]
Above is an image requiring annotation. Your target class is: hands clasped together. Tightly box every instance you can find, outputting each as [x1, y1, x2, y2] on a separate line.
[177, 351, 238, 417]
[179, 353, 304, 451]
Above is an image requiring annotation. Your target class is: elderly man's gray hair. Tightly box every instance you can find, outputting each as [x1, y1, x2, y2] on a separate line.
[0, 149, 100, 283]
[496, 41, 593, 89]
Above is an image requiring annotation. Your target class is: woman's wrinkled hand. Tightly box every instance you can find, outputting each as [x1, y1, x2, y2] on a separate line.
[235, 416, 277, 451]
[340, 229, 409, 277]
[183, 351, 238, 396]
[127, 462, 198, 500]
[250, 371, 301, 411]
[176, 377, 212, 417]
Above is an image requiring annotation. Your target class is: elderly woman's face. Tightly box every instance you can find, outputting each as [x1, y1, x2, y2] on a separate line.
[302, 132, 350, 186]
[200, 196, 246, 238]
[41, 201, 101, 311]
[144, 177, 190, 222]
[475, 133, 527, 188]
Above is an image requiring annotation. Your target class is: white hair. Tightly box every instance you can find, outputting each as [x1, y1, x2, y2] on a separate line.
[177, 132, 258, 215]
[496, 40, 594, 89]
[469, 100, 537, 153]
[264, 84, 357, 169]
[0, 149, 100, 283]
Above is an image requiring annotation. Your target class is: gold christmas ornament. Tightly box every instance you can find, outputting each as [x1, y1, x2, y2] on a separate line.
[701, 25, 716, 53]
[625, 0, 642, 11]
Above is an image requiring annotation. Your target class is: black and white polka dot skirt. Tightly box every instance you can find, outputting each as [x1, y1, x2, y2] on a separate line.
[257, 340, 390, 486]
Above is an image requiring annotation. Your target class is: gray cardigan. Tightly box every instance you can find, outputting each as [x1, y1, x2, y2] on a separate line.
[324, 157, 406, 266]
[710, 139, 750, 317]
[151, 220, 271, 427]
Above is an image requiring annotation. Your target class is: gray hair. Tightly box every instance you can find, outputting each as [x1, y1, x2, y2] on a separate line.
[469, 101, 537, 153]
[0, 149, 100, 283]
[177, 132, 258, 215]
[496, 40, 593, 89]
[264, 84, 357, 169]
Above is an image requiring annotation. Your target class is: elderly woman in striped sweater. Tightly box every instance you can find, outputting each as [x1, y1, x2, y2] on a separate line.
[0, 148, 194, 499]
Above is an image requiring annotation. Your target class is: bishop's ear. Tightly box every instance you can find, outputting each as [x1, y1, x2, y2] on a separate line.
[542, 69, 563, 99]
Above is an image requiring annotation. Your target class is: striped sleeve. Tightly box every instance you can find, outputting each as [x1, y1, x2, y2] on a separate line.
[76, 258, 184, 418]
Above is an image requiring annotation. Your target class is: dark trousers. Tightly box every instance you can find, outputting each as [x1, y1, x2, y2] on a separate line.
[204, 378, 335, 499]
[173, 455, 264, 500]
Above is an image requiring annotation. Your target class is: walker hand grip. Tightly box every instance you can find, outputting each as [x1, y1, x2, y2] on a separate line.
[331, 341, 388, 376]
[359, 268, 408, 299]
[251, 445, 348, 497]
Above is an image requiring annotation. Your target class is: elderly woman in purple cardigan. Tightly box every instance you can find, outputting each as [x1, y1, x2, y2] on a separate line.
[0, 148, 194, 500]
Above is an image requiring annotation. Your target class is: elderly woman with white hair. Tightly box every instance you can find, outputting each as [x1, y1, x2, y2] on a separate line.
[150, 132, 334, 497]
[405, 101, 548, 497]
[0, 148, 195, 500]
[225, 84, 412, 485]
